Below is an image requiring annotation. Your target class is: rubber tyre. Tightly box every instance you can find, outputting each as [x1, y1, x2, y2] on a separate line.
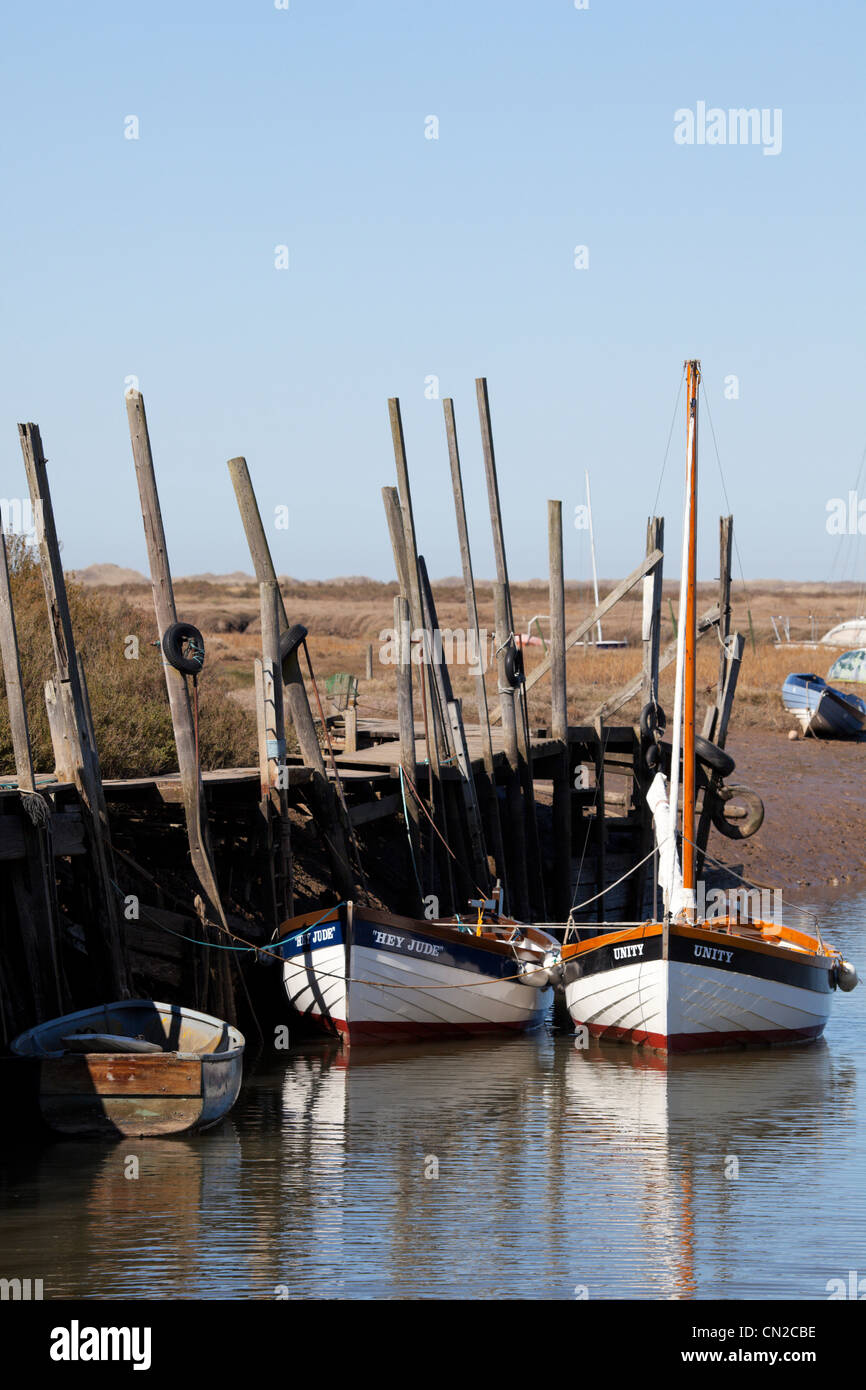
[695, 736, 735, 778]
[162, 622, 205, 675]
[640, 702, 667, 739]
[279, 623, 309, 664]
[710, 785, 764, 840]
[505, 643, 525, 688]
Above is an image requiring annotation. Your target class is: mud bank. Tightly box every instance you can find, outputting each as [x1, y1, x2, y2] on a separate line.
[709, 728, 866, 897]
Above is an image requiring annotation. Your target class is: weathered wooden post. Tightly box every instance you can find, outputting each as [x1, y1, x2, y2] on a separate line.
[0, 529, 63, 1018]
[384, 422, 453, 911]
[476, 378, 546, 917]
[634, 516, 664, 917]
[365, 644, 373, 681]
[227, 455, 353, 899]
[393, 593, 421, 877]
[695, 522, 742, 874]
[0, 533, 35, 796]
[388, 399, 449, 772]
[419, 556, 489, 892]
[443, 397, 508, 899]
[548, 501, 572, 921]
[18, 422, 129, 1001]
[126, 392, 233, 1020]
[593, 714, 607, 923]
[259, 581, 293, 923]
[494, 582, 530, 920]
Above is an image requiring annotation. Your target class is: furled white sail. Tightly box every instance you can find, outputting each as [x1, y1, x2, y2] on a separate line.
[646, 770, 688, 916]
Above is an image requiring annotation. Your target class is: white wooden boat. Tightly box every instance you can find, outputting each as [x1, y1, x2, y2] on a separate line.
[274, 901, 560, 1044]
[562, 917, 846, 1052]
[9, 1000, 244, 1137]
[561, 361, 858, 1053]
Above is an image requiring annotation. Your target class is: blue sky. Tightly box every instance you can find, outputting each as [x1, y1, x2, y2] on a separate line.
[1, 1, 864, 583]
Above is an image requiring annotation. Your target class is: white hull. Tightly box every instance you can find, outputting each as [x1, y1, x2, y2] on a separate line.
[279, 906, 553, 1044]
[564, 955, 832, 1053]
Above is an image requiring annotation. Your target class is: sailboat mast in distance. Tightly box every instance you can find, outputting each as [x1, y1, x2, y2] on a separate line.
[585, 470, 603, 644]
[682, 359, 701, 912]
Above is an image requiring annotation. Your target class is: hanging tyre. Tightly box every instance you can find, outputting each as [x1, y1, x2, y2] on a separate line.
[279, 623, 308, 664]
[640, 702, 667, 739]
[710, 785, 764, 840]
[162, 622, 205, 675]
[505, 643, 525, 688]
[695, 736, 735, 778]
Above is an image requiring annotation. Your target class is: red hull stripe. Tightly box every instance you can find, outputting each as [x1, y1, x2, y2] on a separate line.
[582, 1020, 825, 1053]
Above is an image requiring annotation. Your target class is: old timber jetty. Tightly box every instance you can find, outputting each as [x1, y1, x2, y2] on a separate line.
[0, 379, 745, 1042]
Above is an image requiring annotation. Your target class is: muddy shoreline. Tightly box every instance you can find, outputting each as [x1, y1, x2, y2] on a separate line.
[708, 728, 866, 901]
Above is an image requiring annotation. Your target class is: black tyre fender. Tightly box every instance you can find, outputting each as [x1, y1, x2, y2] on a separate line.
[645, 741, 661, 772]
[505, 643, 525, 688]
[640, 702, 667, 740]
[710, 784, 764, 840]
[162, 622, 205, 675]
[695, 735, 735, 778]
[279, 623, 308, 664]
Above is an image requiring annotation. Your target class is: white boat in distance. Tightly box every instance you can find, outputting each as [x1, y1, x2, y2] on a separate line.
[274, 900, 560, 1044]
[561, 360, 858, 1053]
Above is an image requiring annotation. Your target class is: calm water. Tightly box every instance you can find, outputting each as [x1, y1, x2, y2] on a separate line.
[1, 895, 864, 1300]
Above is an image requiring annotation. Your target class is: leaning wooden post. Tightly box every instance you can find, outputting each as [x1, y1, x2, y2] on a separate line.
[394, 594, 422, 899]
[443, 397, 508, 899]
[227, 455, 353, 898]
[0, 529, 63, 1018]
[126, 392, 234, 1020]
[494, 582, 530, 920]
[388, 399, 448, 772]
[718, 515, 733, 693]
[695, 630, 745, 875]
[18, 422, 129, 1000]
[641, 518, 665, 710]
[260, 581, 293, 922]
[0, 532, 35, 794]
[419, 556, 490, 892]
[476, 379, 545, 917]
[548, 501, 572, 921]
[635, 517, 664, 917]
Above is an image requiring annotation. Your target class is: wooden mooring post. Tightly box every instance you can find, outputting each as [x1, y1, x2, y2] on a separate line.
[19, 422, 129, 1001]
[126, 391, 234, 1021]
[493, 581, 530, 920]
[258, 581, 293, 924]
[632, 515, 664, 918]
[443, 397, 508, 900]
[227, 454, 354, 900]
[548, 500, 572, 922]
[476, 378, 546, 917]
[0, 528, 64, 1020]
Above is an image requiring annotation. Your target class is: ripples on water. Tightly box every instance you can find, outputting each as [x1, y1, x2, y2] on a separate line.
[1, 897, 862, 1299]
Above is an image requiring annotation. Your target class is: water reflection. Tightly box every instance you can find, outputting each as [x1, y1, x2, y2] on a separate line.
[0, 957, 861, 1298]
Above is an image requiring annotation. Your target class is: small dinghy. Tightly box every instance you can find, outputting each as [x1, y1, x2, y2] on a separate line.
[781, 672, 866, 738]
[9, 1000, 244, 1138]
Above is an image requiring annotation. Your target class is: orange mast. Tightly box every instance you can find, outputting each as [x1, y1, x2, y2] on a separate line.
[682, 360, 700, 912]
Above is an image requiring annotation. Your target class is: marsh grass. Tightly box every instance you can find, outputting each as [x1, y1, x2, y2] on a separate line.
[0, 537, 256, 779]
